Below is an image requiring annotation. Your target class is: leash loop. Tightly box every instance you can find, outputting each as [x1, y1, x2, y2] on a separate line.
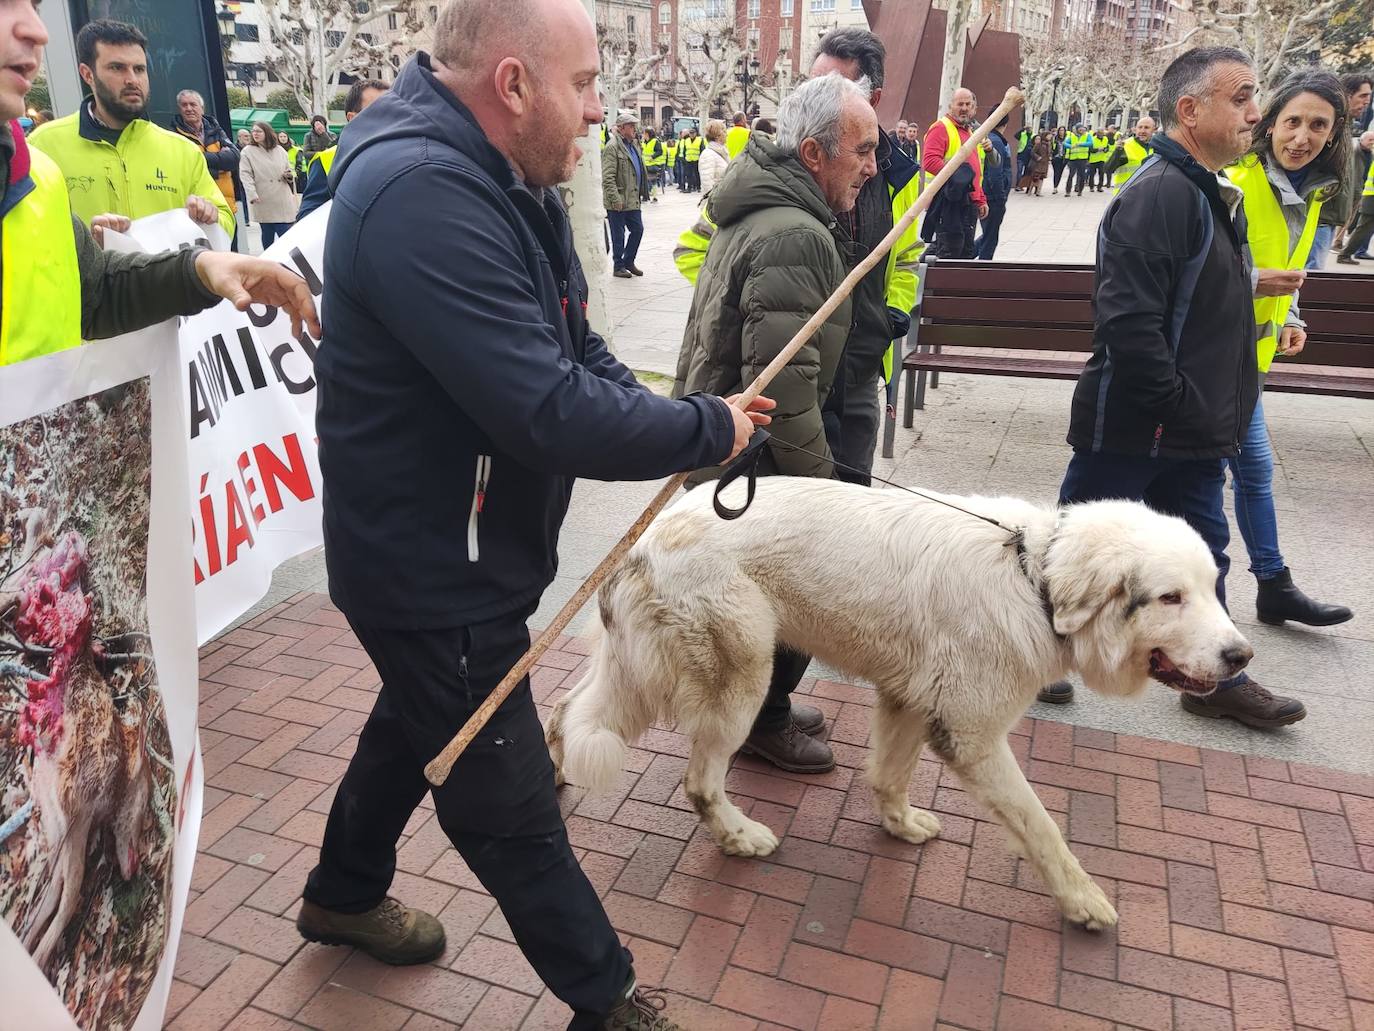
[712, 429, 770, 520]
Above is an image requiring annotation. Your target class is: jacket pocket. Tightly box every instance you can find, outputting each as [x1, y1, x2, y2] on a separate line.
[467, 454, 491, 562]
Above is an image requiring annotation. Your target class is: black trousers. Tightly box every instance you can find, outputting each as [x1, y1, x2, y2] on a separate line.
[304, 609, 630, 1028]
[684, 161, 701, 191]
[1067, 159, 1090, 195]
[1052, 157, 1066, 188]
[755, 645, 813, 731]
[933, 203, 978, 259]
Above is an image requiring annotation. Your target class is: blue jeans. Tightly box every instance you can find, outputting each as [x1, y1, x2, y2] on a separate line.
[1306, 225, 1334, 270]
[1060, 450, 1248, 689]
[974, 196, 1008, 260]
[1227, 393, 1285, 580]
[607, 209, 643, 271]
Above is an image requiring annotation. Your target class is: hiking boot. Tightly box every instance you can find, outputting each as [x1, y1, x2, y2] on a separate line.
[1336, 254, 1361, 265]
[613, 268, 633, 278]
[603, 976, 680, 1030]
[1180, 677, 1306, 729]
[628, 264, 645, 276]
[296, 896, 446, 965]
[742, 716, 835, 773]
[792, 703, 826, 737]
[1256, 567, 1352, 627]
[1037, 680, 1074, 704]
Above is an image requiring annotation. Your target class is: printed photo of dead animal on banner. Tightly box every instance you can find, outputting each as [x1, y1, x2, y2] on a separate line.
[0, 379, 178, 1031]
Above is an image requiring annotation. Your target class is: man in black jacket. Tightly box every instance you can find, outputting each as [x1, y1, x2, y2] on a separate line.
[298, 0, 766, 1026]
[1038, 46, 1308, 729]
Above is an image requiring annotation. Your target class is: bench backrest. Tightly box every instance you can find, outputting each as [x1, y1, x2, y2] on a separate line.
[915, 259, 1374, 369]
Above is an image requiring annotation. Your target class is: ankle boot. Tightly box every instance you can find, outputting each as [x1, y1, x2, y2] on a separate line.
[1255, 567, 1353, 627]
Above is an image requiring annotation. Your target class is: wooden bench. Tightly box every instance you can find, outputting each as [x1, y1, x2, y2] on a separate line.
[896, 260, 1374, 437]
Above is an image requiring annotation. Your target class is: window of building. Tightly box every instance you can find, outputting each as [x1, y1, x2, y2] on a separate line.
[809, 0, 835, 12]
[391, 53, 401, 69]
[326, 29, 345, 46]
[779, 25, 790, 48]
[429, 4, 438, 21]
[627, 13, 636, 33]
[851, 0, 863, 9]
[234, 22, 258, 41]
[659, 2, 671, 21]
[748, 0, 760, 16]
[387, 11, 397, 28]
[781, 0, 793, 13]
[359, 32, 374, 43]
[704, 0, 726, 16]
[748, 26, 759, 48]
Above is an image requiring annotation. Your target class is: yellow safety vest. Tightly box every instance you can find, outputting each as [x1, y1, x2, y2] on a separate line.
[940, 117, 984, 179]
[1364, 156, 1374, 198]
[725, 125, 750, 160]
[665, 142, 678, 163]
[1112, 137, 1152, 192]
[29, 112, 236, 238]
[1067, 132, 1091, 161]
[641, 138, 665, 168]
[1089, 135, 1111, 163]
[1, 147, 83, 366]
[1225, 156, 1322, 373]
[309, 146, 336, 175]
[684, 137, 703, 162]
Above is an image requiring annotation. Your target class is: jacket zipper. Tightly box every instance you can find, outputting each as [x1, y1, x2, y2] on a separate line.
[467, 454, 490, 562]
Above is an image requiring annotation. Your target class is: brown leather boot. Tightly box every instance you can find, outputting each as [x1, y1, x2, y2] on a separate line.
[792, 703, 826, 736]
[297, 896, 446, 965]
[1180, 677, 1306, 729]
[602, 976, 680, 1030]
[742, 716, 835, 773]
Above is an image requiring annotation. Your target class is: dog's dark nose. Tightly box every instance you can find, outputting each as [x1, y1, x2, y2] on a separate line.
[1222, 643, 1254, 673]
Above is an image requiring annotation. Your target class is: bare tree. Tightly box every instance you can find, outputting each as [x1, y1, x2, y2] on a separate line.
[1018, 33, 1066, 126]
[1158, 0, 1342, 89]
[938, 0, 977, 114]
[674, 11, 744, 117]
[259, 0, 421, 119]
[597, 12, 669, 118]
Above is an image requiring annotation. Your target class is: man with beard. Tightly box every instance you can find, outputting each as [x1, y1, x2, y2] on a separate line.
[300, 0, 769, 1025]
[30, 20, 234, 238]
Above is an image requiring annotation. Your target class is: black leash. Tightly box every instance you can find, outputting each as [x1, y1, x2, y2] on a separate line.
[713, 430, 1023, 539]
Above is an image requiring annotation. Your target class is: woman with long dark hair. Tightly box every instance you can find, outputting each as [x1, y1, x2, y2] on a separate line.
[1223, 68, 1353, 628]
[1050, 125, 1068, 193]
[238, 119, 298, 249]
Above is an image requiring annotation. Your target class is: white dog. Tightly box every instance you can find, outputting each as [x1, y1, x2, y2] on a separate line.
[547, 477, 1253, 930]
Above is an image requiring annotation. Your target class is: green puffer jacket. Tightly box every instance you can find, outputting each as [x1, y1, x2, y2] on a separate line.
[673, 134, 853, 483]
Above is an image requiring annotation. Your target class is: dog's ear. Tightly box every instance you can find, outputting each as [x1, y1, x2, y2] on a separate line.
[1050, 567, 1128, 637]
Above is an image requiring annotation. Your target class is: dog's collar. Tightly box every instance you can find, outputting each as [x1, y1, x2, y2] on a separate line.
[1006, 514, 1064, 641]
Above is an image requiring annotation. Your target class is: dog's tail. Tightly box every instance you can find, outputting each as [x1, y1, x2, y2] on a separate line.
[556, 563, 662, 795]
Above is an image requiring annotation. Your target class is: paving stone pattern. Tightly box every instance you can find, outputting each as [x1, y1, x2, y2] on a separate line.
[167, 593, 1374, 1031]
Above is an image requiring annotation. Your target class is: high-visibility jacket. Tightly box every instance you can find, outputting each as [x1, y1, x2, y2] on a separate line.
[30, 110, 236, 238]
[1112, 137, 1152, 192]
[641, 137, 665, 167]
[684, 137, 703, 162]
[286, 144, 302, 174]
[1364, 156, 1374, 198]
[1225, 155, 1322, 373]
[725, 125, 750, 160]
[665, 141, 678, 164]
[1017, 128, 1030, 153]
[1, 146, 82, 365]
[309, 146, 337, 175]
[1089, 134, 1111, 163]
[1066, 132, 1091, 160]
[940, 117, 984, 192]
[674, 141, 923, 382]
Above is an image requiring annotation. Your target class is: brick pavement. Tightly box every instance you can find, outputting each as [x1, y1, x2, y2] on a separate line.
[169, 592, 1374, 1031]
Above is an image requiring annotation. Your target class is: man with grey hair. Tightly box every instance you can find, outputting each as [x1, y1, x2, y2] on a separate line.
[172, 86, 238, 216]
[298, 0, 769, 1025]
[1038, 47, 1309, 729]
[674, 72, 878, 774]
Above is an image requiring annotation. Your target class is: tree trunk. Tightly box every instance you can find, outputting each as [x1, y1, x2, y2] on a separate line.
[568, 0, 613, 347]
[939, 0, 975, 114]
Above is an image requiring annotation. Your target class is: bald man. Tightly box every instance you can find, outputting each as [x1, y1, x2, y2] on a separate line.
[299, 0, 766, 1025]
[921, 87, 991, 258]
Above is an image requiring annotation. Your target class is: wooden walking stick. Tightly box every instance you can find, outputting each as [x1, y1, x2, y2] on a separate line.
[425, 85, 1026, 787]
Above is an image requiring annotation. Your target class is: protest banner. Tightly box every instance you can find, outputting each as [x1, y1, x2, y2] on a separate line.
[0, 328, 202, 1031]
[113, 207, 330, 645]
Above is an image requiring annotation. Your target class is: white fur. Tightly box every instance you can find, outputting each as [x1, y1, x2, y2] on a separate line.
[547, 477, 1252, 929]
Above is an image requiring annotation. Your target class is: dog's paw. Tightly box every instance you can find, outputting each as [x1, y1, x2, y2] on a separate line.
[719, 818, 780, 858]
[881, 806, 942, 845]
[1060, 880, 1118, 931]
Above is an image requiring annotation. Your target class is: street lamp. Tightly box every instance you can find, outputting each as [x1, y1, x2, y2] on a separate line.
[217, 3, 236, 63]
[735, 54, 761, 119]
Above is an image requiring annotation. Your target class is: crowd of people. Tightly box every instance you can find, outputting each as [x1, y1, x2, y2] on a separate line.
[6, 0, 1374, 1025]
